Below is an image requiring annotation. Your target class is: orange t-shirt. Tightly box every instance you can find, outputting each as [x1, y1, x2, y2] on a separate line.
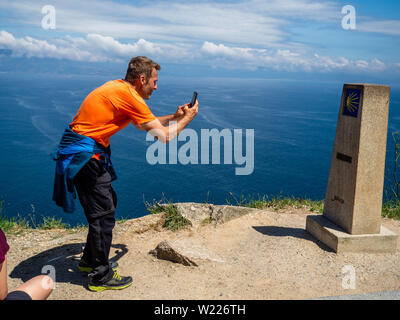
[69, 79, 156, 147]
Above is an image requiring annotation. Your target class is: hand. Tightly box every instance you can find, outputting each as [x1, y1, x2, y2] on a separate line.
[183, 99, 198, 120]
[174, 103, 190, 119]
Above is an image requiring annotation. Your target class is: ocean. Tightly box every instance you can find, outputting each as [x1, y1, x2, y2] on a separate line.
[0, 72, 399, 227]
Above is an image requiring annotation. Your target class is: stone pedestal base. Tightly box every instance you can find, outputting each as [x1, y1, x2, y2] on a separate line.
[306, 215, 398, 253]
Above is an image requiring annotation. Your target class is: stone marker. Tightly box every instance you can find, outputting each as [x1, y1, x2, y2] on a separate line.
[306, 84, 398, 253]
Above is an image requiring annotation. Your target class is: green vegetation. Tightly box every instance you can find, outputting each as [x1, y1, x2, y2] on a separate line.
[162, 205, 192, 231]
[0, 199, 134, 235]
[39, 216, 70, 230]
[382, 131, 400, 220]
[382, 201, 400, 220]
[0, 200, 84, 234]
[225, 191, 324, 213]
[0, 200, 28, 234]
[0, 214, 29, 235]
[145, 198, 192, 231]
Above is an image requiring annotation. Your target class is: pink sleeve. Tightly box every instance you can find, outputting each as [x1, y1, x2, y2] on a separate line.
[0, 228, 9, 264]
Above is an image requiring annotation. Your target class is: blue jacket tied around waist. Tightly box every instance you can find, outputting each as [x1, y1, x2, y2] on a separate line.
[52, 127, 117, 213]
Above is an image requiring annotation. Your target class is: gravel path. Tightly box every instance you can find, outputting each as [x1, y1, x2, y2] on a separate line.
[4, 208, 400, 300]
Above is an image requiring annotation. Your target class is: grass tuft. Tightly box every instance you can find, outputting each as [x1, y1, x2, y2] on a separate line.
[145, 197, 192, 231]
[39, 216, 70, 230]
[382, 200, 400, 220]
[226, 191, 324, 213]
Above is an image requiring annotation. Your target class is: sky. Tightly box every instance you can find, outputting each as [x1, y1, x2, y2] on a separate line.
[0, 0, 399, 81]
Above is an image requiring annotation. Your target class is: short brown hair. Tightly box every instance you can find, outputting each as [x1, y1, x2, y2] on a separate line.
[124, 56, 160, 83]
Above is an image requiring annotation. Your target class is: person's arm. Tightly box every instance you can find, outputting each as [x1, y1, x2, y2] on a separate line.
[157, 104, 187, 126]
[136, 100, 198, 143]
[0, 257, 8, 300]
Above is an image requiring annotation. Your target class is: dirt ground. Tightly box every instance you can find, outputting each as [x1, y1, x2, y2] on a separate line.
[4, 207, 400, 300]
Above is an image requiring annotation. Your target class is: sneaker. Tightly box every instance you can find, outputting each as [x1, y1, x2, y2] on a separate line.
[78, 259, 119, 273]
[88, 270, 133, 292]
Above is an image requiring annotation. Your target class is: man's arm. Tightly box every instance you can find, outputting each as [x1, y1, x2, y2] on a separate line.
[157, 103, 188, 126]
[135, 101, 198, 143]
[157, 114, 180, 126]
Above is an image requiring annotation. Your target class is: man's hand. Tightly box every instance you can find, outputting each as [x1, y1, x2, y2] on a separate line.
[137, 100, 199, 143]
[182, 99, 199, 120]
[174, 103, 190, 119]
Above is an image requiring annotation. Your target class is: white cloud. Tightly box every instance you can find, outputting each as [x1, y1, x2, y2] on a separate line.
[0, 30, 97, 61]
[0, 31, 164, 62]
[357, 20, 400, 36]
[247, 0, 341, 21]
[0, 0, 341, 47]
[1, 0, 398, 62]
[202, 41, 387, 72]
[351, 58, 386, 71]
[0, 31, 391, 73]
[1, 0, 397, 73]
[85, 34, 162, 58]
[369, 58, 386, 71]
[201, 41, 267, 60]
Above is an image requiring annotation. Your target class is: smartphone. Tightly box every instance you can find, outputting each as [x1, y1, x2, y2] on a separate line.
[190, 91, 198, 108]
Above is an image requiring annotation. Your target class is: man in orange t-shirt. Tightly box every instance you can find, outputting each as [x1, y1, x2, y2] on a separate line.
[70, 56, 198, 292]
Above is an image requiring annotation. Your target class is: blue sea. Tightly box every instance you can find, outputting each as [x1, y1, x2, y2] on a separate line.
[1, 72, 399, 227]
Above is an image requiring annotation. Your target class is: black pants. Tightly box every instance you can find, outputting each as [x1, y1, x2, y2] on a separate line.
[73, 158, 117, 282]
